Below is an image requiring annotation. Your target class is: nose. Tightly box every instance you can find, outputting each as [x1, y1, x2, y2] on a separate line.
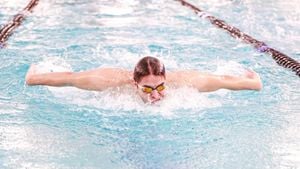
[150, 90, 161, 100]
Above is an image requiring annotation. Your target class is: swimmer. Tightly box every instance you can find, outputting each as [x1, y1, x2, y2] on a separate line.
[25, 56, 262, 104]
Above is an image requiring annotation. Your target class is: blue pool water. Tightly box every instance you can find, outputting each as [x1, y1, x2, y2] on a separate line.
[1, 0, 300, 168]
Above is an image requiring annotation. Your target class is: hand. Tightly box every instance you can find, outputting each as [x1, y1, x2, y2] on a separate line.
[25, 64, 37, 85]
[244, 69, 262, 90]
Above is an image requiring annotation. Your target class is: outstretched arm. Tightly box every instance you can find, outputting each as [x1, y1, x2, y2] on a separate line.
[167, 70, 262, 92]
[25, 65, 133, 91]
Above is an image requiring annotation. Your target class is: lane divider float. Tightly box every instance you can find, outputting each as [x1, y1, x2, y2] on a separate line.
[0, 0, 39, 48]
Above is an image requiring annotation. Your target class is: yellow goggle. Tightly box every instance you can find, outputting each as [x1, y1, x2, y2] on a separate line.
[138, 83, 165, 94]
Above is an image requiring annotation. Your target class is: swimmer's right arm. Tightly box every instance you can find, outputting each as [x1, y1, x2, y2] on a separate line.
[25, 65, 133, 91]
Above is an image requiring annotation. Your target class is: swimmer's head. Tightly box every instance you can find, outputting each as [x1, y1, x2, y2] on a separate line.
[134, 56, 166, 104]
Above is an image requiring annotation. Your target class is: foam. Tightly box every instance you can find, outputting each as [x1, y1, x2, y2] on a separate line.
[51, 85, 221, 118]
[35, 57, 73, 73]
[214, 60, 248, 77]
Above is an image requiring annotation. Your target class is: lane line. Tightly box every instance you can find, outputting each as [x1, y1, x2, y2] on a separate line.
[0, 0, 39, 48]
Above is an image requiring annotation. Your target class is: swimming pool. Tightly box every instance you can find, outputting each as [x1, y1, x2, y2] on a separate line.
[1, 0, 299, 168]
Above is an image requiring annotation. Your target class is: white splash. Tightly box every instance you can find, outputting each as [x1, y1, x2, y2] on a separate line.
[214, 60, 248, 77]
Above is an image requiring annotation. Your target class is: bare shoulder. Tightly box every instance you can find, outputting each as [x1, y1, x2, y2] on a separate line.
[72, 67, 133, 90]
[166, 70, 210, 84]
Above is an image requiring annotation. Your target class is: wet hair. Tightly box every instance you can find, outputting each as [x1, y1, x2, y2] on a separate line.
[133, 56, 165, 83]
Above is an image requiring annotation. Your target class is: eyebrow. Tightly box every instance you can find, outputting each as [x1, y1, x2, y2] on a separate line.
[142, 82, 164, 88]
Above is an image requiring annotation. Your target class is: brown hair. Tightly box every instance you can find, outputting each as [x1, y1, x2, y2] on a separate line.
[133, 56, 165, 83]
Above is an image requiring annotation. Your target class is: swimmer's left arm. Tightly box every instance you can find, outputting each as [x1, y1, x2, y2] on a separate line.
[200, 70, 263, 92]
[168, 70, 262, 92]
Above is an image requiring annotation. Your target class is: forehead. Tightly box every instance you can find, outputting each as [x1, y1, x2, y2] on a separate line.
[139, 75, 165, 86]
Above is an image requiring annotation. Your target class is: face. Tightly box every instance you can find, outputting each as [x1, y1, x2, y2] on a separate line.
[136, 75, 166, 104]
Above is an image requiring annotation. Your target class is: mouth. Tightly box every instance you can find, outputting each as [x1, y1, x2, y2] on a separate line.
[145, 94, 164, 104]
[149, 98, 161, 104]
